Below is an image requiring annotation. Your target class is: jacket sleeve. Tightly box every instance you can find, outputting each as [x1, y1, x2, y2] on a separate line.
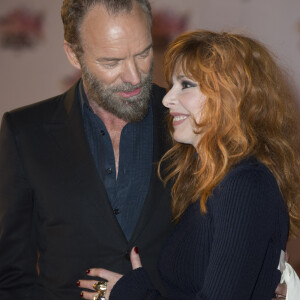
[0, 113, 37, 299]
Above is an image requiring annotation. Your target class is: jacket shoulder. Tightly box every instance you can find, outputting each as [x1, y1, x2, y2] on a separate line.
[5, 83, 77, 125]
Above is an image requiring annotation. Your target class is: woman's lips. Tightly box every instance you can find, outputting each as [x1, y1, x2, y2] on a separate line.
[171, 114, 189, 126]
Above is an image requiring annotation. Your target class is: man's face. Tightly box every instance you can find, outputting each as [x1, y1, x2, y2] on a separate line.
[78, 3, 153, 122]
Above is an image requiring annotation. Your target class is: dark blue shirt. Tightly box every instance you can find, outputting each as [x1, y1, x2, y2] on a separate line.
[77, 80, 153, 240]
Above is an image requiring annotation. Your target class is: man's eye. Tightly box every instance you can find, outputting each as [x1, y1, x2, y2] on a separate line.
[103, 62, 118, 68]
[138, 49, 151, 59]
[99, 60, 119, 68]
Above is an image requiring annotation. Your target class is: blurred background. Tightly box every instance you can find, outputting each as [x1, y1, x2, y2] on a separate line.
[0, 0, 300, 274]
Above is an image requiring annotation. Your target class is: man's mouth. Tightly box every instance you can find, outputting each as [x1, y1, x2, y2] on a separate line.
[119, 88, 142, 98]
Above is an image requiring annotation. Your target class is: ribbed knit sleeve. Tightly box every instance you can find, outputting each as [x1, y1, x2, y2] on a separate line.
[110, 268, 164, 300]
[198, 165, 284, 299]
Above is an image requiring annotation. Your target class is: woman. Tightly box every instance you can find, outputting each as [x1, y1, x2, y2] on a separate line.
[79, 30, 300, 299]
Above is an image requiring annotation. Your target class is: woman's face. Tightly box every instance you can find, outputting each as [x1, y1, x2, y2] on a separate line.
[162, 66, 207, 148]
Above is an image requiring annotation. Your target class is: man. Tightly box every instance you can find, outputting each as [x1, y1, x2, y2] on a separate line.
[0, 1, 172, 299]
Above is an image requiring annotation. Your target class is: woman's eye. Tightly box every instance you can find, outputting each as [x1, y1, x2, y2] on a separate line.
[182, 81, 191, 89]
[181, 80, 196, 89]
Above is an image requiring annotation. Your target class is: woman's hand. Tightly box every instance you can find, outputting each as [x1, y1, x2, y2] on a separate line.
[78, 247, 141, 299]
[271, 282, 287, 299]
[78, 268, 121, 300]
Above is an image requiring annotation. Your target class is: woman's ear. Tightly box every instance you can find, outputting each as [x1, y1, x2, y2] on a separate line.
[63, 40, 81, 70]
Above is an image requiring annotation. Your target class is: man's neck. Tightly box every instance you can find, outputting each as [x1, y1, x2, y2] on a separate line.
[88, 98, 127, 133]
[88, 98, 126, 178]
[82, 81, 127, 131]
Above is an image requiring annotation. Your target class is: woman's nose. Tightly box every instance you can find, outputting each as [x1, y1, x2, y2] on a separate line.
[162, 90, 176, 108]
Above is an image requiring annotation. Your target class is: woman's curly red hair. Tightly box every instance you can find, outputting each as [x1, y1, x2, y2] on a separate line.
[159, 30, 300, 237]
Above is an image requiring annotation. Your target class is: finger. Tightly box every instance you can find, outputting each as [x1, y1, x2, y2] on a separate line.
[80, 290, 99, 300]
[105, 289, 111, 300]
[77, 279, 97, 291]
[79, 280, 112, 300]
[86, 268, 119, 281]
[79, 280, 112, 299]
[130, 246, 142, 270]
[285, 251, 289, 262]
[275, 282, 287, 296]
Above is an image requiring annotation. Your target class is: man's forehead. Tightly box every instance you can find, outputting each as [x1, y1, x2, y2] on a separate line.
[80, 3, 151, 59]
[81, 3, 150, 36]
[95, 42, 153, 61]
[81, 2, 149, 29]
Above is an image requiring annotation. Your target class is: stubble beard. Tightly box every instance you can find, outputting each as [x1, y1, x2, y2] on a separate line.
[80, 60, 153, 123]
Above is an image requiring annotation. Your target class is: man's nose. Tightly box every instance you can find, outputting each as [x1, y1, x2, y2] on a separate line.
[121, 59, 141, 86]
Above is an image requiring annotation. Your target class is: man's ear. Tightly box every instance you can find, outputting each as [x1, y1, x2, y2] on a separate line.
[63, 40, 82, 70]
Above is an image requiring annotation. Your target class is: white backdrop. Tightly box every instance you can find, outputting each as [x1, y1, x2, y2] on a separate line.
[1, 0, 300, 273]
[0, 0, 299, 117]
[152, 0, 300, 96]
[0, 0, 73, 117]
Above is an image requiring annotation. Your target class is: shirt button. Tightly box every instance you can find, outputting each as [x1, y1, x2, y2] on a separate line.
[100, 130, 105, 136]
[113, 209, 119, 215]
[106, 168, 112, 174]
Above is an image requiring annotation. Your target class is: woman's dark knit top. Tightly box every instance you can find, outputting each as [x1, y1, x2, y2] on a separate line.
[110, 158, 289, 299]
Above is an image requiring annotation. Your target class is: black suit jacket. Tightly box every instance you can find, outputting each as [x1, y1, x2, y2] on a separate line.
[0, 83, 173, 299]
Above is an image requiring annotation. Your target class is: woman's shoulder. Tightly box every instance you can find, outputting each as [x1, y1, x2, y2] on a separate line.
[207, 157, 288, 238]
[222, 157, 276, 188]
[211, 157, 286, 214]
[209, 157, 289, 247]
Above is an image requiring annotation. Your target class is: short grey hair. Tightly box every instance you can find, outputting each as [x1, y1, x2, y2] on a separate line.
[61, 0, 152, 56]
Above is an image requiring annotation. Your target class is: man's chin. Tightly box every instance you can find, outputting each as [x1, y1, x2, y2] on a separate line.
[111, 103, 149, 123]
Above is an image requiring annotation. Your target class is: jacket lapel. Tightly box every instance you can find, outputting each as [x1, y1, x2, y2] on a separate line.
[44, 82, 127, 243]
